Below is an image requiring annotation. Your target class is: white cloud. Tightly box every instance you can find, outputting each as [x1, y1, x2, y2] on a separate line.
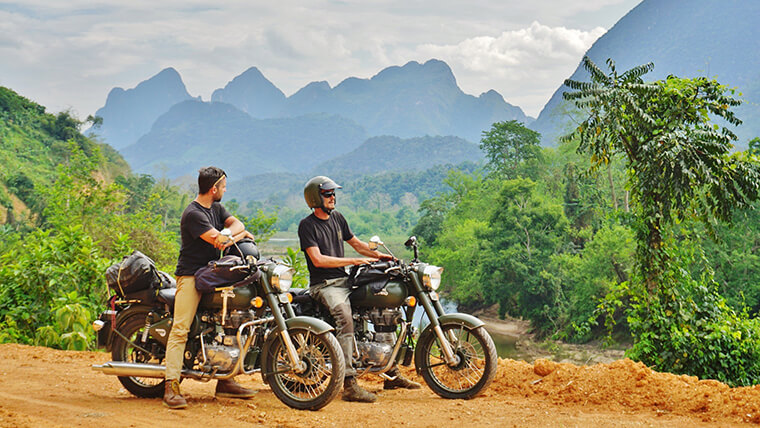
[0, 1, 641, 118]
[415, 21, 607, 116]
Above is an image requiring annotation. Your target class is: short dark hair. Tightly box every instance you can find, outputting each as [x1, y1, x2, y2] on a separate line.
[198, 166, 227, 194]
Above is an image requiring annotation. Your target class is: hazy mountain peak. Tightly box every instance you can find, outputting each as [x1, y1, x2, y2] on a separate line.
[371, 59, 457, 88]
[92, 67, 193, 150]
[290, 80, 332, 98]
[210, 66, 286, 118]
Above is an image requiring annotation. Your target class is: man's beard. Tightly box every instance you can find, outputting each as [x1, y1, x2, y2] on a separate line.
[214, 194, 223, 202]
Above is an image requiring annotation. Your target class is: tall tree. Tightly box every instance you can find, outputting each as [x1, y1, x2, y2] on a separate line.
[480, 178, 568, 330]
[479, 120, 542, 180]
[563, 57, 760, 290]
[563, 57, 760, 385]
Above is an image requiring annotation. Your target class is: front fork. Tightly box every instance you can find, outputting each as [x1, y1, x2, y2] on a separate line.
[266, 292, 307, 374]
[418, 291, 460, 367]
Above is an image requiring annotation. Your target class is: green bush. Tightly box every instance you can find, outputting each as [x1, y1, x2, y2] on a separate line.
[0, 225, 109, 347]
[626, 245, 760, 387]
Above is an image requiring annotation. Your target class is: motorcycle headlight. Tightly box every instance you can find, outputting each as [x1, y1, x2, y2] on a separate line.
[270, 264, 294, 292]
[422, 265, 443, 291]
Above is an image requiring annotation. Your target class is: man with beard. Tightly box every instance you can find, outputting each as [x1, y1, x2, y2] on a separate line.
[298, 175, 421, 403]
[163, 166, 256, 409]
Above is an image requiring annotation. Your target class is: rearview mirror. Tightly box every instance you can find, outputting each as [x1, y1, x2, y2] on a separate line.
[369, 235, 382, 250]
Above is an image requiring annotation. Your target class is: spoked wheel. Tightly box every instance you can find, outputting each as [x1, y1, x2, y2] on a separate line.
[415, 323, 497, 399]
[264, 328, 345, 410]
[111, 314, 167, 398]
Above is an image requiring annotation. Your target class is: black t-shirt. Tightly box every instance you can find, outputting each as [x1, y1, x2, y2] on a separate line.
[298, 211, 354, 285]
[175, 201, 231, 276]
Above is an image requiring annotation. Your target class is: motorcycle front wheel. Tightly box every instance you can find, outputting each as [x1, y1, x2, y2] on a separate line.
[415, 322, 497, 399]
[263, 327, 345, 410]
[111, 314, 167, 398]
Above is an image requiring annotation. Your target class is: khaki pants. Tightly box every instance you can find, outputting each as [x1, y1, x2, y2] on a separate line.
[164, 275, 201, 381]
[310, 277, 356, 377]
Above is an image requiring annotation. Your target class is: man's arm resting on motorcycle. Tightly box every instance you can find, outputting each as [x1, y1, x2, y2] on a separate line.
[346, 236, 394, 261]
[304, 246, 377, 268]
[198, 216, 253, 250]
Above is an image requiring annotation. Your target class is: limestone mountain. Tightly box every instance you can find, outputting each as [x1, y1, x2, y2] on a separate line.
[311, 135, 483, 179]
[90, 68, 196, 150]
[279, 59, 529, 142]
[210, 66, 286, 118]
[531, 0, 760, 148]
[119, 99, 367, 180]
[93, 60, 529, 156]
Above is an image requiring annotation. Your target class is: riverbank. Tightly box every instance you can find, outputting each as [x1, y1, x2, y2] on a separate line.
[475, 307, 626, 366]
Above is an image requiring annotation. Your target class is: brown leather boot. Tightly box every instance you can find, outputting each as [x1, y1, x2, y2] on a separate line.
[383, 368, 422, 390]
[341, 377, 377, 403]
[163, 379, 187, 409]
[215, 378, 256, 399]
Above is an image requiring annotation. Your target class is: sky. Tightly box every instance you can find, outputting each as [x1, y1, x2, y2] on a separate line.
[0, 0, 642, 119]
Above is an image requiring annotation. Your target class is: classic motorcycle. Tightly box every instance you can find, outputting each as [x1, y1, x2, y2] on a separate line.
[291, 235, 498, 399]
[91, 239, 345, 410]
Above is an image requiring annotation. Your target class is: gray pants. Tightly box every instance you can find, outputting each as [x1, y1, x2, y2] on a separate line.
[310, 277, 356, 377]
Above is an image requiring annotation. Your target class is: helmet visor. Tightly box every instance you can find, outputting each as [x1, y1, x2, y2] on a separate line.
[319, 180, 342, 191]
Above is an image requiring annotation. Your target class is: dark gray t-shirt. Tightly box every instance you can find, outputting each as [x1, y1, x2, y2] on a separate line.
[298, 211, 354, 285]
[175, 201, 231, 276]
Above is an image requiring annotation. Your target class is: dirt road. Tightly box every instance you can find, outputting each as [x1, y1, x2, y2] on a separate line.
[1, 343, 758, 427]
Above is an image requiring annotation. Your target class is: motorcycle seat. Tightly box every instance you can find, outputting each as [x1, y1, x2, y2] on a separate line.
[158, 287, 176, 306]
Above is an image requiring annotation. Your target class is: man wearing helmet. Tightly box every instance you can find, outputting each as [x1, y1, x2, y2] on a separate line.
[298, 176, 420, 403]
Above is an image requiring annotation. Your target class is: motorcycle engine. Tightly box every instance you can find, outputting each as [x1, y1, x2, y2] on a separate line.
[201, 309, 254, 330]
[365, 308, 403, 332]
[356, 308, 403, 367]
[198, 310, 254, 372]
[205, 344, 240, 372]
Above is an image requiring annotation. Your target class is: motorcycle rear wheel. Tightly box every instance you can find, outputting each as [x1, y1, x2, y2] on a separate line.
[263, 327, 345, 410]
[111, 314, 167, 398]
[415, 323, 497, 399]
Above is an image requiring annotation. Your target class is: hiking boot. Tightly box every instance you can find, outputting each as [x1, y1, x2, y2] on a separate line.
[383, 368, 422, 390]
[215, 378, 256, 399]
[341, 377, 377, 403]
[163, 379, 187, 409]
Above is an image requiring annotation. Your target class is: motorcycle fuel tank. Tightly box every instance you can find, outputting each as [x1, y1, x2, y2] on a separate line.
[200, 285, 257, 310]
[350, 280, 408, 308]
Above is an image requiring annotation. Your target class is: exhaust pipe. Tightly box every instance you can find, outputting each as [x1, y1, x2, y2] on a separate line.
[92, 361, 217, 380]
[93, 362, 166, 378]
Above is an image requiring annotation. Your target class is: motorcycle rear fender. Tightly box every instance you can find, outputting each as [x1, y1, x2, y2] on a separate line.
[105, 305, 154, 352]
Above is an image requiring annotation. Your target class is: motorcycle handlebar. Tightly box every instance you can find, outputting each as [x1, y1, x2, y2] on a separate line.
[214, 262, 236, 268]
[368, 260, 397, 270]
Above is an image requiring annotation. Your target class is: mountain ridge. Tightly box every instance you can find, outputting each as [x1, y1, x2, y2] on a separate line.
[91, 67, 197, 150]
[94, 59, 529, 155]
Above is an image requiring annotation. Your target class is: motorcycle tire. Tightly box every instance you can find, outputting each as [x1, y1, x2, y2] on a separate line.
[111, 313, 168, 398]
[415, 323, 497, 400]
[263, 327, 345, 410]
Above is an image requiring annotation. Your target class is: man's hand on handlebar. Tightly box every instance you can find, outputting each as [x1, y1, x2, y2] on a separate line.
[214, 233, 233, 250]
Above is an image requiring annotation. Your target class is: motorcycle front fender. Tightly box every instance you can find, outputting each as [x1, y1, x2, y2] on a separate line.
[418, 312, 485, 340]
[282, 316, 335, 335]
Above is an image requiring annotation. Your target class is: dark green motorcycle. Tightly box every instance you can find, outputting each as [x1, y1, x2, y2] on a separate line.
[291, 235, 497, 399]
[91, 249, 345, 410]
